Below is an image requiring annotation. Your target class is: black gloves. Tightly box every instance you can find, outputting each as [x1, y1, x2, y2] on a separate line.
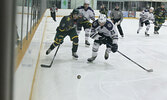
[111, 44, 118, 53]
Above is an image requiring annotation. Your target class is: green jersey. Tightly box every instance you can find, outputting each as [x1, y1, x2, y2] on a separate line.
[57, 15, 91, 32]
[57, 15, 77, 32]
[154, 7, 166, 20]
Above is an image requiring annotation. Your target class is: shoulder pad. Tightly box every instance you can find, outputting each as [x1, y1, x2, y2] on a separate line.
[62, 16, 68, 20]
[64, 16, 71, 21]
[88, 7, 94, 12]
[144, 9, 149, 12]
[105, 20, 113, 30]
[77, 6, 84, 9]
[92, 20, 99, 28]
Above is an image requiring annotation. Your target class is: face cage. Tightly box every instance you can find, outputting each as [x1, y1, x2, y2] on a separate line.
[73, 14, 79, 19]
[98, 20, 106, 25]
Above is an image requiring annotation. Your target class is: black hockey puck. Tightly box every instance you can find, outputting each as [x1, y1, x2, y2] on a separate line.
[77, 75, 81, 79]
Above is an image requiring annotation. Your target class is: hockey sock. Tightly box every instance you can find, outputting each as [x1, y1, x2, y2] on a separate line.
[145, 25, 150, 34]
[85, 29, 90, 41]
[92, 42, 100, 57]
[50, 43, 57, 50]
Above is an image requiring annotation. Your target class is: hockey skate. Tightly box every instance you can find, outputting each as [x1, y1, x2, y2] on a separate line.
[87, 56, 97, 62]
[85, 40, 90, 47]
[72, 52, 78, 59]
[137, 30, 139, 34]
[46, 48, 52, 55]
[145, 32, 150, 37]
[104, 50, 109, 60]
[154, 31, 159, 34]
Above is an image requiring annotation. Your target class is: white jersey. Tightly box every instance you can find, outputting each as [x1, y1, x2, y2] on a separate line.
[140, 10, 154, 22]
[90, 20, 118, 44]
[77, 6, 95, 21]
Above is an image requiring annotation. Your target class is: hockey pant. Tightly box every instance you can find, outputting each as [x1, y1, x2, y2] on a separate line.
[154, 18, 164, 32]
[91, 39, 113, 57]
[77, 27, 90, 41]
[49, 29, 78, 52]
[137, 19, 150, 34]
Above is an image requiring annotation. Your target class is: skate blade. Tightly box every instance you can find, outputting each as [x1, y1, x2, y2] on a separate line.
[85, 45, 90, 47]
[73, 57, 78, 60]
[87, 61, 93, 63]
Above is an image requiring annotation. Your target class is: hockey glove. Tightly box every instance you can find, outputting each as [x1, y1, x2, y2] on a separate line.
[153, 21, 156, 25]
[99, 36, 106, 41]
[140, 18, 144, 22]
[111, 44, 118, 53]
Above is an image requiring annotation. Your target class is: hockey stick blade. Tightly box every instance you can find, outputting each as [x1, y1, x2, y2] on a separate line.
[40, 45, 60, 68]
[146, 69, 153, 72]
[41, 64, 51, 68]
[117, 51, 154, 73]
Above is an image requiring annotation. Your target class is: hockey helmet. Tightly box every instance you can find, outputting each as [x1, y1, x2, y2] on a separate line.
[84, 0, 90, 5]
[150, 7, 154, 11]
[98, 14, 107, 24]
[72, 9, 79, 15]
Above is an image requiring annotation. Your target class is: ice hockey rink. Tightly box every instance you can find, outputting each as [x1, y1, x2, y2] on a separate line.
[14, 11, 167, 100]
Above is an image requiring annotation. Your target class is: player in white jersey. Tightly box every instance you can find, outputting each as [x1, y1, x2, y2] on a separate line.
[137, 7, 154, 36]
[87, 14, 118, 62]
[77, 0, 95, 46]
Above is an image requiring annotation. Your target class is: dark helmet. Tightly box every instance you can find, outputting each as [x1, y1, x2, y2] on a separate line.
[72, 9, 79, 15]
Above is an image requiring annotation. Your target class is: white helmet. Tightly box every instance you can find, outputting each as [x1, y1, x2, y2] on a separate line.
[150, 7, 154, 11]
[84, 0, 90, 5]
[98, 14, 107, 23]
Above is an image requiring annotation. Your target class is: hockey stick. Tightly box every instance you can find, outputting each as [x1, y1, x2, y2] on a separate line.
[41, 45, 60, 68]
[117, 50, 153, 72]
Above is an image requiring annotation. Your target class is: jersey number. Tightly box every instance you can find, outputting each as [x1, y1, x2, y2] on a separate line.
[111, 30, 115, 35]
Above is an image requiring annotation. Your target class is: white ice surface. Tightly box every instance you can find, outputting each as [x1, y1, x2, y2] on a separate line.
[31, 17, 167, 100]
